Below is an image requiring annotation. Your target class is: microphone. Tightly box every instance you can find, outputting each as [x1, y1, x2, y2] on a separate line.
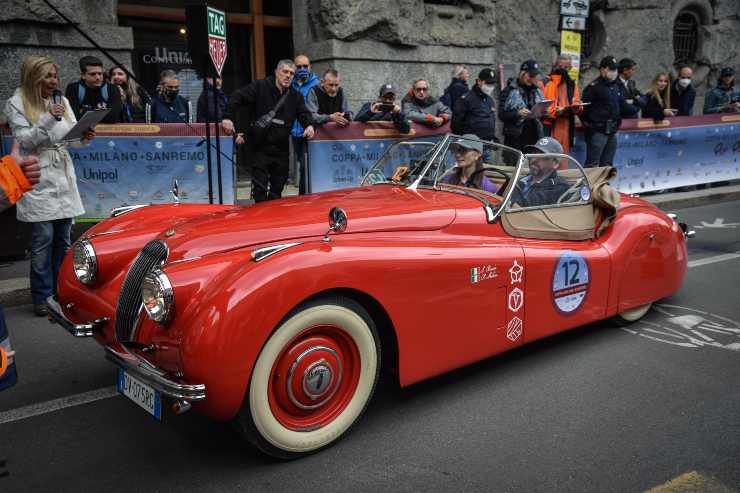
[52, 89, 63, 121]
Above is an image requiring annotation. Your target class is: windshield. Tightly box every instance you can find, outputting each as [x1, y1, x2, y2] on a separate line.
[361, 138, 440, 186]
[361, 135, 523, 194]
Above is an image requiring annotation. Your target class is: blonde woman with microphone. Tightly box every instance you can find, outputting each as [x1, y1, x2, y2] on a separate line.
[3, 55, 95, 316]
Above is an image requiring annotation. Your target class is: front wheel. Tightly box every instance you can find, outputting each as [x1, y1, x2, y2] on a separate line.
[236, 296, 380, 459]
[614, 302, 653, 325]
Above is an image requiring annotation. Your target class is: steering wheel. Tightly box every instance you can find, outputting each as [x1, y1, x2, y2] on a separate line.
[556, 177, 587, 204]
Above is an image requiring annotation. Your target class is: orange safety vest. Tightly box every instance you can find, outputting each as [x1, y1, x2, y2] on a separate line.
[543, 74, 582, 155]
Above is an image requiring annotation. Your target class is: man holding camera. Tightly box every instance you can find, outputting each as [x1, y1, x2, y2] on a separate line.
[222, 59, 315, 202]
[355, 84, 410, 133]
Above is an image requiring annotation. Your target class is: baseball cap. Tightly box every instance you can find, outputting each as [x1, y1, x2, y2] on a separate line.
[478, 68, 496, 84]
[523, 137, 564, 155]
[720, 67, 735, 77]
[451, 134, 484, 154]
[378, 83, 396, 97]
[520, 59, 541, 76]
[599, 56, 618, 70]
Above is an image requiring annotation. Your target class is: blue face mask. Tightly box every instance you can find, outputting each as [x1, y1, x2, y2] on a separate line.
[295, 68, 309, 82]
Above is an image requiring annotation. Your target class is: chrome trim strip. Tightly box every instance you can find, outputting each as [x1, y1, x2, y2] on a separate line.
[408, 134, 452, 191]
[46, 296, 108, 338]
[105, 346, 206, 401]
[110, 204, 149, 217]
[252, 242, 303, 262]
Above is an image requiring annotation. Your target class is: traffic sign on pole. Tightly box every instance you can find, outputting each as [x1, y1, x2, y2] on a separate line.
[561, 15, 586, 31]
[560, 0, 589, 17]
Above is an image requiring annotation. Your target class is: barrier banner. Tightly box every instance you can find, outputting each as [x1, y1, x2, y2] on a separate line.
[572, 114, 740, 193]
[2, 124, 235, 221]
[307, 121, 448, 193]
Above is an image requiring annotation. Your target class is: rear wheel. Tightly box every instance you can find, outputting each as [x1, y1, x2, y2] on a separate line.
[614, 302, 653, 325]
[236, 296, 380, 459]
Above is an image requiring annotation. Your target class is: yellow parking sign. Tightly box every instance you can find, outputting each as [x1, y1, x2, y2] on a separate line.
[560, 30, 582, 81]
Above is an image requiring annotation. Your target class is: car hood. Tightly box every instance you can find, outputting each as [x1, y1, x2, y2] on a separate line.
[161, 185, 464, 261]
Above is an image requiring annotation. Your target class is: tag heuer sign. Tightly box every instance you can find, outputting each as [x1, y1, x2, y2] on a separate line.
[207, 6, 227, 76]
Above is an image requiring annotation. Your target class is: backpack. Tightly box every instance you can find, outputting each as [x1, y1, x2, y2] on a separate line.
[440, 86, 452, 108]
[498, 78, 514, 113]
[78, 83, 109, 105]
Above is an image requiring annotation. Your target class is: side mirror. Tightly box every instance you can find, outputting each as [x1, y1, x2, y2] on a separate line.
[324, 207, 347, 241]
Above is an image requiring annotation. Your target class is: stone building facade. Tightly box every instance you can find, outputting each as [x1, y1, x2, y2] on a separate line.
[1, 0, 739, 117]
[294, 0, 740, 112]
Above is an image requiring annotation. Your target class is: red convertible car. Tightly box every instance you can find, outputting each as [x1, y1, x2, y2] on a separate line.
[48, 135, 691, 458]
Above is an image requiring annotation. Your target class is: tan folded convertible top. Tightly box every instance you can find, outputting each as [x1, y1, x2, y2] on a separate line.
[501, 166, 620, 241]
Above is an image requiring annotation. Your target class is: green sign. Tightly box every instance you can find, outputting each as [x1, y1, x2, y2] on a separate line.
[207, 6, 227, 76]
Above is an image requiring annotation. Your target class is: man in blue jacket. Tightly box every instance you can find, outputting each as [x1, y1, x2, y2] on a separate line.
[150, 70, 191, 124]
[440, 65, 470, 114]
[291, 54, 321, 195]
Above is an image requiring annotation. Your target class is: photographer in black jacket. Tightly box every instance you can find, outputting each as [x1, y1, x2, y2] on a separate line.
[222, 59, 315, 202]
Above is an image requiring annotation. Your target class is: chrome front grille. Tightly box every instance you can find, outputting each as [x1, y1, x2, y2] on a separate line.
[115, 240, 169, 341]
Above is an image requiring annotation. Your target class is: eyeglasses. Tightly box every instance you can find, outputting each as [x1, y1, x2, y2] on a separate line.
[414, 87, 429, 92]
[296, 64, 309, 69]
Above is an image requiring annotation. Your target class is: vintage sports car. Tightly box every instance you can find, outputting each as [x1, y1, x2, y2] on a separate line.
[48, 135, 692, 458]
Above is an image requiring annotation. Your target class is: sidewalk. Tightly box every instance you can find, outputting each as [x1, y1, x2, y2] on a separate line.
[2, 182, 739, 308]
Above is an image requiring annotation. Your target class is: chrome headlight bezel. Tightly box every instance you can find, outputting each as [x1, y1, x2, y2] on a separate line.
[141, 269, 174, 325]
[73, 239, 98, 285]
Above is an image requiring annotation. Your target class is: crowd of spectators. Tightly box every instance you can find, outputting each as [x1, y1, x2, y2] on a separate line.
[9, 52, 740, 199]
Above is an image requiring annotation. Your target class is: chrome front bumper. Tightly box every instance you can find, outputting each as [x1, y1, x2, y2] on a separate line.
[47, 296, 206, 402]
[105, 347, 206, 402]
[46, 296, 108, 337]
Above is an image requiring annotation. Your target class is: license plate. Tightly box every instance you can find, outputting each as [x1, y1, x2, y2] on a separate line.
[117, 368, 162, 420]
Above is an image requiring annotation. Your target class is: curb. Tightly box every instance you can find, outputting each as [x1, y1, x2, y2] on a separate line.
[0, 278, 30, 308]
[2, 184, 739, 308]
[642, 184, 740, 211]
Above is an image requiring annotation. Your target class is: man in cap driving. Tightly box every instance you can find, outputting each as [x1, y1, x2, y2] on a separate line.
[509, 137, 570, 208]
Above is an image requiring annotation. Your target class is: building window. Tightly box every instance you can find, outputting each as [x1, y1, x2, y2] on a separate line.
[673, 10, 700, 64]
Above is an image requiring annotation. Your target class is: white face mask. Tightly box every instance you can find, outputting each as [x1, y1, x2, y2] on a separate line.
[678, 78, 691, 88]
[606, 70, 618, 81]
[481, 83, 495, 96]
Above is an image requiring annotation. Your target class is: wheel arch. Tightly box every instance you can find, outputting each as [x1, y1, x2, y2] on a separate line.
[299, 288, 399, 381]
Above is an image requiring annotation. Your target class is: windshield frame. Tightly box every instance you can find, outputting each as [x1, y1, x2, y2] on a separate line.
[361, 133, 528, 224]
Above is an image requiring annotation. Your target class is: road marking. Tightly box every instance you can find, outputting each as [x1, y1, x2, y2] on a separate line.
[644, 470, 737, 493]
[694, 218, 740, 229]
[688, 251, 740, 268]
[0, 386, 118, 425]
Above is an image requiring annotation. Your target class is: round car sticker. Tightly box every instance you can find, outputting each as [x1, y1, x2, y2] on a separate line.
[580, 185, 591, 201]
[552, 251, 590, 314]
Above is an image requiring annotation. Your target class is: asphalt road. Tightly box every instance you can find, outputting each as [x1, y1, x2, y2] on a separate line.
[1, 200, 739, 493]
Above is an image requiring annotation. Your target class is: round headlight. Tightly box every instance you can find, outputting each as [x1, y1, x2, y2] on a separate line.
[141, 269, 174, 324]
[73, 239, 97, 285]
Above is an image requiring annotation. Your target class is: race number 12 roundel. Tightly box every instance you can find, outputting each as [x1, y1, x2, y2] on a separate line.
[552, 251, 590, 314]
